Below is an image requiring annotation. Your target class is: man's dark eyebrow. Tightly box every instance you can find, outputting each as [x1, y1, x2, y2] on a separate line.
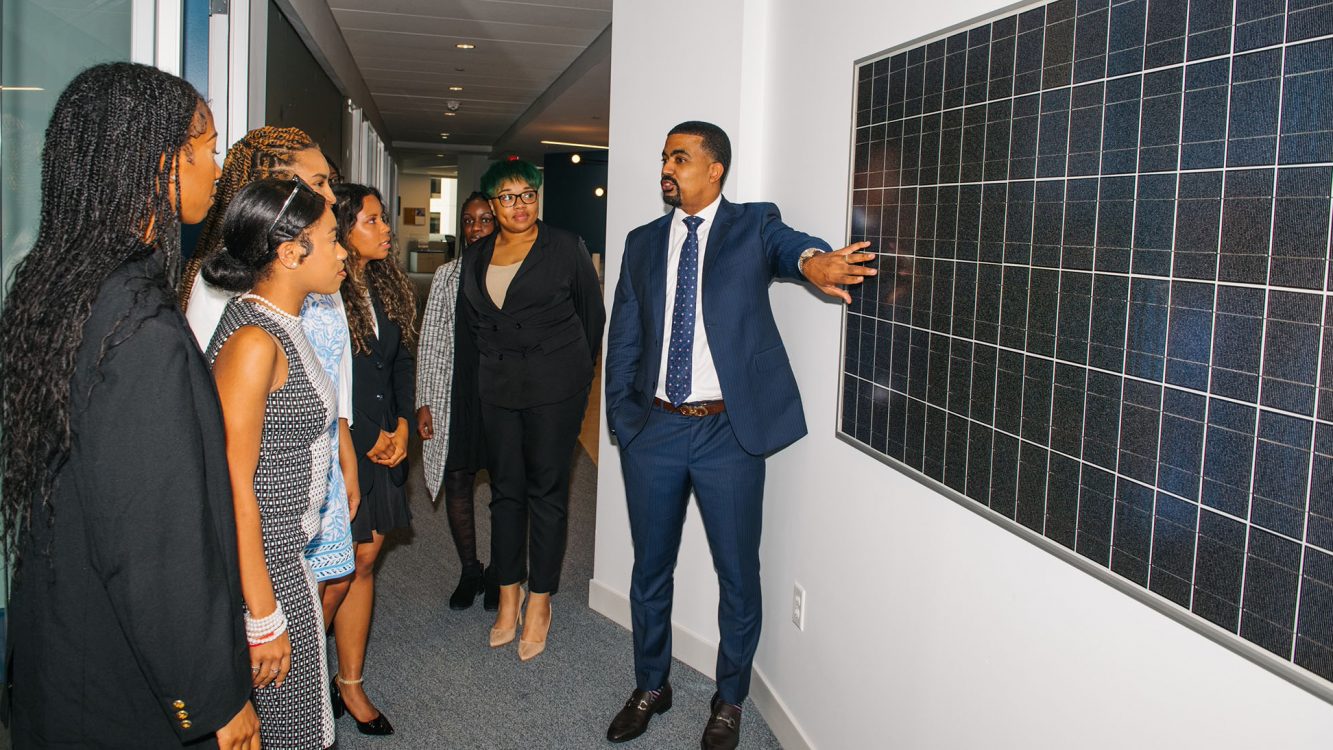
[668, 148, 690, 157]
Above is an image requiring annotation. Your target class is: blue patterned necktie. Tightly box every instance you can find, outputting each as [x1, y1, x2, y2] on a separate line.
[666, 215, 705, 406]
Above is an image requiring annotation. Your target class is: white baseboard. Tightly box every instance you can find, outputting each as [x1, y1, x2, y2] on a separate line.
[587, 578, 815, 750]
[749, 664, 815, 750]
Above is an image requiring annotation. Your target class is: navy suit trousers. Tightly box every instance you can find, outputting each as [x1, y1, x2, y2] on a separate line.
[619, 404, 765, 704]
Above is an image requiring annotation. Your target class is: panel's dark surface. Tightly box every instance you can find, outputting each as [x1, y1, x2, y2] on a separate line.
[844, 0, 1333, 687]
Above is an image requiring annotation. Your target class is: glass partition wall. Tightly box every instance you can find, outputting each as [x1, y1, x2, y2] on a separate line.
[1, 0, 135, 302]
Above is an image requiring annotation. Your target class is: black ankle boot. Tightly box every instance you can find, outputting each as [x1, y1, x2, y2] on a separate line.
[449, 562, 485, 610]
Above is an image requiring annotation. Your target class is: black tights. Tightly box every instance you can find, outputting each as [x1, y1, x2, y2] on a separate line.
[443, 469, 481, 569]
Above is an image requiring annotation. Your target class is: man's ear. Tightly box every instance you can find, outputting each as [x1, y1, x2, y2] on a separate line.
[709, 161, 724, 184]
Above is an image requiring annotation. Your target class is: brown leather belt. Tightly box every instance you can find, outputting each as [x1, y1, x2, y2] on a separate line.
[653, 398, 726, 417]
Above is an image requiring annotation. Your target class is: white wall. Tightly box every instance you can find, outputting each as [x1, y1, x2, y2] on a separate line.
[596, 1, 1333, 748]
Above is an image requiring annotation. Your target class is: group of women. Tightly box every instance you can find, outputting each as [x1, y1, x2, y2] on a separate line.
[1, 61, 603, 750]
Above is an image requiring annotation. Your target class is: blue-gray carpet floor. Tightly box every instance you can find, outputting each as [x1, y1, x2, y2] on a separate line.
[329, 446, 782, 749]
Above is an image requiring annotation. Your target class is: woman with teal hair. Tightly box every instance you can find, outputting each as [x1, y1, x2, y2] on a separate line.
[460, 159, 604, 661]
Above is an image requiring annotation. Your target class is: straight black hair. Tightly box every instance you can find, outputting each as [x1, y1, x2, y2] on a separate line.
[203, 178, 327, 292]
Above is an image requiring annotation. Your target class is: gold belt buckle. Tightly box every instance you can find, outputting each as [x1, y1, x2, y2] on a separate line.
[679, 403, 708, 417]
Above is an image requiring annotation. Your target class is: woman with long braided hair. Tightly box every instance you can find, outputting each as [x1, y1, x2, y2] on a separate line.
[0, 62, 258, 749]
[181, 127, 360, 629]
[326, 183, 417, 735]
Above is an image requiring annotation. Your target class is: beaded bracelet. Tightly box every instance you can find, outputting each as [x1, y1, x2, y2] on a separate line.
[244, 602, 288, 646]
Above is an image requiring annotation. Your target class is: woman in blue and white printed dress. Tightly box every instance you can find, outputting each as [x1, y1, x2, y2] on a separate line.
[303, 291, 359, 606]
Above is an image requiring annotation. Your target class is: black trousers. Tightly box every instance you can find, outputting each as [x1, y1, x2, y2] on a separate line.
[481, 387, 588, 594]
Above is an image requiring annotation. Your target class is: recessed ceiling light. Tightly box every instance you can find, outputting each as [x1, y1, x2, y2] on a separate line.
[448, 86, 463, 91]
[439, 133, 450, 139]
[456, 43, 475, 49]
[594, 187, 605, 197]
[444, 111, 456, 116]
[570, 154, 582, 164]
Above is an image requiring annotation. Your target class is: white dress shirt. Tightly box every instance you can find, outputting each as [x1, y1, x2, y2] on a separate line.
[655, 194, 723, 403]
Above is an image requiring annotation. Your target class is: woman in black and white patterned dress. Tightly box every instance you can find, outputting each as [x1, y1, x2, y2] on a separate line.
[206, 177, 349, 749]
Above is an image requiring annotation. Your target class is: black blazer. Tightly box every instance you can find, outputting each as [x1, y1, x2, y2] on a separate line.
[461, 221, 605, 410]
[5, 252, 249, 748]
[349, 293, 415, 495]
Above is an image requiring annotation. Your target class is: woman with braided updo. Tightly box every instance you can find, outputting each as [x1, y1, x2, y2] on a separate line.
[1, 62, 258, 749]
[327, 183, 417, 736]
[182, 126, 361, 628]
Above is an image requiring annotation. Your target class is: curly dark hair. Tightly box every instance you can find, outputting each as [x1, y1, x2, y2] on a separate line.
[333, 183, 417, 354]
[0, 62, 205, 562]
[178, 126, 319, 307]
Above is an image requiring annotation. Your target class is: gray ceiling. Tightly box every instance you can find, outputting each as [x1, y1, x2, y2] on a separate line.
[327, 0, 611, 173]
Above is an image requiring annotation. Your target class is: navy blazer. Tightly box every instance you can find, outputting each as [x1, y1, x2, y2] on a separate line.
[604, 198, 832, 456]
[349, 294, 415, 495]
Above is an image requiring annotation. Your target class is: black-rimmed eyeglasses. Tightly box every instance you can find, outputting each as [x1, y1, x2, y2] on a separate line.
[267, 176, 320, 234]
[491, 190, 538, 207]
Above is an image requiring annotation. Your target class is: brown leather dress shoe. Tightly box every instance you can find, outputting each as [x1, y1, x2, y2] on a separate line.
[700, 699, 741, 750]
[606, 682, 673, 743]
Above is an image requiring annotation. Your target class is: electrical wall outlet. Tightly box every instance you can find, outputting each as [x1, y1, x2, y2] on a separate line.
[792, 582, 806, 631]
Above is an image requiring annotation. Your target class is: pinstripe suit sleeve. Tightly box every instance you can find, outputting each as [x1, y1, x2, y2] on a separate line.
[757, 203, 834, 280]
[604, 236, 642, 435]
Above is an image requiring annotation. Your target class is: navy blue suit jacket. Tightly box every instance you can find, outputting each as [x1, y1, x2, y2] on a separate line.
[604, 198, 832, 456]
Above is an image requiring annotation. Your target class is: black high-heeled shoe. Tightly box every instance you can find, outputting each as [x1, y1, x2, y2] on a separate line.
[331, 676, 395, 735]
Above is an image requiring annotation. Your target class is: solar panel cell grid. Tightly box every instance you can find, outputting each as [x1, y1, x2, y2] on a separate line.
[841, 0, 1333, 688]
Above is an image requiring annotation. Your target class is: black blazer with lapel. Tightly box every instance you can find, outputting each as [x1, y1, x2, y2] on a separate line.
[6, 252, 250, 748]
[349, 294, 416, 495]
[461, 221, 605, 410]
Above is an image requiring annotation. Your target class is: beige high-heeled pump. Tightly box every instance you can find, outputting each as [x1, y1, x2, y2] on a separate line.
[489, 586, 525, 648]
[518, 597, 551, 662]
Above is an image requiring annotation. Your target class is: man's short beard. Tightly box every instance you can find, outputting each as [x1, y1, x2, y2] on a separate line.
[662, 190, 682, 207]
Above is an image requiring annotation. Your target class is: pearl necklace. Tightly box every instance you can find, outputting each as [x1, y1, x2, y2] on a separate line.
[239, 292, 301, 323]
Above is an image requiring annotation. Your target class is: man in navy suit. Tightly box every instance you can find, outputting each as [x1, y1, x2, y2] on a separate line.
[604, 121, 874, 749]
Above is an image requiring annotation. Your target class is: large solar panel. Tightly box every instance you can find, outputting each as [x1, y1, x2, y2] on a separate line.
[839, 0, 1333, 694]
